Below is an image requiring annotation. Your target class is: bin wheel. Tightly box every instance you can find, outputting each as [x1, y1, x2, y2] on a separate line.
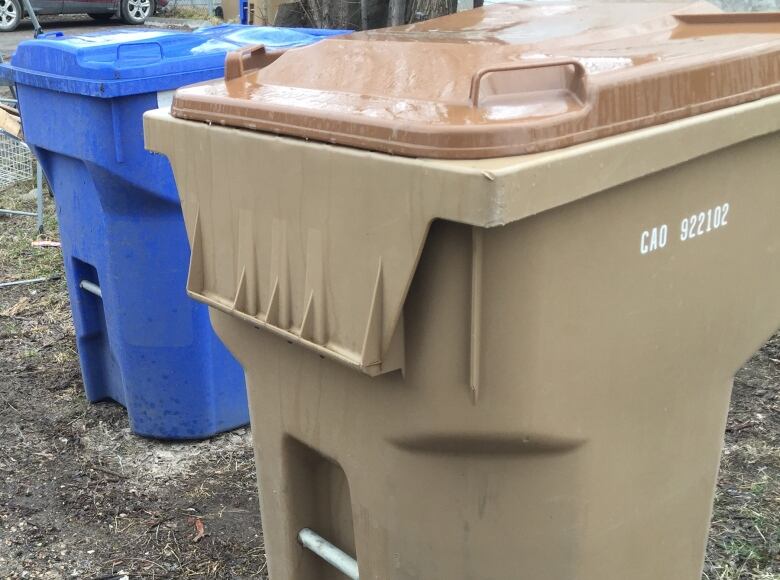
[88, 12, 114, 20]
[0, 0, 21, 32]
[120, 0, 153, 24]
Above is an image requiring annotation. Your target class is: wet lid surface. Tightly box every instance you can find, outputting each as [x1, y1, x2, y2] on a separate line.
[4, 25, 350, 98]
[172, 2, 780, 158]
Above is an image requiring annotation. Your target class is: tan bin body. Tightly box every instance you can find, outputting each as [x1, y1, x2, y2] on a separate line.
[145, 3, 780, 579]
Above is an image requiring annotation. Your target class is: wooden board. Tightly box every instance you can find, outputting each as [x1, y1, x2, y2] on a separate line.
[0, 107, 21, 139]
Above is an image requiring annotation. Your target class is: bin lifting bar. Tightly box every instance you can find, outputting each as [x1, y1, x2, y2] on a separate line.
[298, 528, 359, 580]
[0, 208, 35, 217]
[0, 277, 46, 288]
[79, 280, 102, 298]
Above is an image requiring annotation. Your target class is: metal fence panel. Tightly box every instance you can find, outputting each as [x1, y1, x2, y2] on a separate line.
[0, 131, 35, 190]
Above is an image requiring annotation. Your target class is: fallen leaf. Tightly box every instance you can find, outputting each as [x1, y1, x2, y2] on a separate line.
[192, 517, 206, 542]
[1, 296, 30, 317]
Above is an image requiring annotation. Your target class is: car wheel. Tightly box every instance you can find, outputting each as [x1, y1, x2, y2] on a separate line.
[120, 0, 153, 24]
[88, 12, 114, 21]
[0, 0, 21, 32]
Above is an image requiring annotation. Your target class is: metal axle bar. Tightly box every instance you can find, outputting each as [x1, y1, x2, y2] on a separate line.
[0, 277, 46, 289]
[79, 280, 102, 298]
[36, 164, 43, 233]
[298, 528, 359, 580]
[0, 208, 36, 217]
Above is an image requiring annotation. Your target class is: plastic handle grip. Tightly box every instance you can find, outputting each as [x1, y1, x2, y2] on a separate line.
[116, 41, 164, 63]
[225, 44, 270, 82]
[469, 59, 588, 108]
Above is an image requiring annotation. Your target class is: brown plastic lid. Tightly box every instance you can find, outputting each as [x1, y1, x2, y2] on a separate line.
[171, 2, 780, 159]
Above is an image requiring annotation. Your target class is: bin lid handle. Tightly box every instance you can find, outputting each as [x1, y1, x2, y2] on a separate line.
[225, 44, 277, 82]
[469, 59, 589, 109]
[115, 41, 164, 64]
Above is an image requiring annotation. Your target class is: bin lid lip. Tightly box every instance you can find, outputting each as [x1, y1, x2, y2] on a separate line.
[5, 25, 351, 98]
[171, 2, 780, 159]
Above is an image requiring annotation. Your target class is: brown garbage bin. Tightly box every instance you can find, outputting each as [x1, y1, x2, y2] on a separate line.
[145, 3, 780, 579]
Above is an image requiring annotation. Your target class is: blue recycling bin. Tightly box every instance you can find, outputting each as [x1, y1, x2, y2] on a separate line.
[2, 25, 349, 439]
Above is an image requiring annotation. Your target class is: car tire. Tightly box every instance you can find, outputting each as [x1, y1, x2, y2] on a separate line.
[88, 12, 114, 21]
[0, 0, 21, 33]
[120, 0, 154, 24]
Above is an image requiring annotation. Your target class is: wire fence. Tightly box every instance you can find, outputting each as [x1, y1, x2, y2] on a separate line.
[0, 131, 35, 190]
[159, 0, 224, 20]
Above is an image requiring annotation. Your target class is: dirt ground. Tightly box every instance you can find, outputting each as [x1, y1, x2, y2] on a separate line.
[0, 180, 265, 578]
[0, 174, 778, 580]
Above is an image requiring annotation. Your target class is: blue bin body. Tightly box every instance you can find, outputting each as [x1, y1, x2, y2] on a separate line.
[3, 25, 349, 439]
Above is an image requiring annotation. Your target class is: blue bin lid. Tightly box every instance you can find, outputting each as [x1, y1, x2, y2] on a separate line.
[1, 25, 350, 98]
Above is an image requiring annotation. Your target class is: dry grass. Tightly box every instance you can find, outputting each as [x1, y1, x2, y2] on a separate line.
[703, 336, 780, 580]
[0, 181, 61, 284]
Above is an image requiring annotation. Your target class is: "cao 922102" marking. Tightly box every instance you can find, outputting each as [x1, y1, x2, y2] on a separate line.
[680, 203, 729, 242]
[640, 202, 730, 255]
